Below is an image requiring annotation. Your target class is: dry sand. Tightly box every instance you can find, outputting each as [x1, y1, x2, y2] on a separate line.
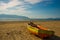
[0, 21, 60, 40]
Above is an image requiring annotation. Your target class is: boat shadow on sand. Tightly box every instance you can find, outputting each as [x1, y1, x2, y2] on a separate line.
[43, 35, 60, 40]
[35, 35, 60, 40]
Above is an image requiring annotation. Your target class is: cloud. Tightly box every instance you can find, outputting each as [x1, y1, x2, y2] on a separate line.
[0, 0, 45, 10]
[0, 4, 31, 16]
[0, 0, 29, 15]
[24, 0, 43, 4]
[0, 0, 53, 18]
[0, 0, 52, 10]
[0, 0, 23, 10]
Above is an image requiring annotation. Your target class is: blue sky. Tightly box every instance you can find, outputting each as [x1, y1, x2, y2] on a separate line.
[0, 0, 60, 18]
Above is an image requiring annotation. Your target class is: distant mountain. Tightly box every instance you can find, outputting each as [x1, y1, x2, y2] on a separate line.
[0, 14, 60, 21]
[0, 14, 30, 21]
[31, 18, 60, 21]
[45, 18, 60, 20]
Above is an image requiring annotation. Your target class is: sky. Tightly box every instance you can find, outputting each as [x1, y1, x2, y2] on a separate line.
[0, 0, 60, 18]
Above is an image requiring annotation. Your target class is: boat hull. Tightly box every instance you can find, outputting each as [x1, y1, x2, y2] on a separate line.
[27, 25, 54, 38]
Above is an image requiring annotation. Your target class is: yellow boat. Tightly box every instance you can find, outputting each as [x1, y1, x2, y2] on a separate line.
[27, 25, 39, 35]
[27, 25, 54, 38]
